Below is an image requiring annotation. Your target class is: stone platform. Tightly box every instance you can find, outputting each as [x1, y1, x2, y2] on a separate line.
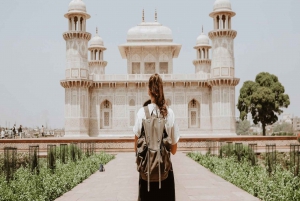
[55, 152, 259, 201]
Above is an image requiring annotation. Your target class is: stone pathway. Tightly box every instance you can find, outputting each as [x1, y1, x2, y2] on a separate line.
[55, 152, 259, 201]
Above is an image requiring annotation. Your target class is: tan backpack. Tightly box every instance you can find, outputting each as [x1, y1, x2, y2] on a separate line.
[136, 106, 172, 192]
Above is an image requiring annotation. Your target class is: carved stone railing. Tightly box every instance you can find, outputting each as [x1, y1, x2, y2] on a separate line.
[89, 74, 211, 82]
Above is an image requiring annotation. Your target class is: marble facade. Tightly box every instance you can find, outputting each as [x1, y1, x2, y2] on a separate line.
[60, 0, 240, 137]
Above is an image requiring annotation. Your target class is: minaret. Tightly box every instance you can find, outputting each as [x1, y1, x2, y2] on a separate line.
[88, 28, 107, 78]
[88, 28, 108, 136]
[208, 0, 240, 135]
[60, 0, 92, 137]
[193, 26, 211, 79]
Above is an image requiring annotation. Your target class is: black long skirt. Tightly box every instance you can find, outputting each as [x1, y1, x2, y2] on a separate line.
[138, 170, 176, 201]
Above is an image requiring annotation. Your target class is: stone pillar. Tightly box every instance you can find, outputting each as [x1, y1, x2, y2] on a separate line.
[214, 17, 217, 30]
[68, 18, 71, 30]
[71, 17, 74, 31]
[225, 15, 229, 29]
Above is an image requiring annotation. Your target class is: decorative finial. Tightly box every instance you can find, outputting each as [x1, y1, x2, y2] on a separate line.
[142, 9, 145, 22]
[96, 27, 98, 35]
[202, 25, 204, 33]
[155, 9, 157, 22]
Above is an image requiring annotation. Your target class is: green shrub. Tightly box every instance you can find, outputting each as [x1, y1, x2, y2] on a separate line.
[188, 152, 300, 201]
[0, 152, 114, 201]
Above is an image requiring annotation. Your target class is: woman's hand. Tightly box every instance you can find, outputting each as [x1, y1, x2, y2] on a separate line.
[134, 135, 138, 153]
[170, 143, 177, 155]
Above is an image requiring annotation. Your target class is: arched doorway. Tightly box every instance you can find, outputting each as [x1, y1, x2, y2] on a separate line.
[100, 100, 112, 129]
[188, 99, 200, 128]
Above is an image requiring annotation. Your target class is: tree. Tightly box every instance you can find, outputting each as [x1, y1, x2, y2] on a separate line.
[237, 72, 290, 136]
[236, 119, 251, 135]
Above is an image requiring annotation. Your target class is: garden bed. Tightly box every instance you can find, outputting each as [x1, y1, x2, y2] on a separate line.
[0, 151, 114, 201]
[188, 150, 300, 201]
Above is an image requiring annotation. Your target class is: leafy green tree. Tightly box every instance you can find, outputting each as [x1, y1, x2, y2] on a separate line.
[236, 119, 251, 135]
[237, 72, 290, 136]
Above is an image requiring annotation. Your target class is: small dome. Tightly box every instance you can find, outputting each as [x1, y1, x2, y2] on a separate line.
[90, 34, 104, 47]
[196, 33, 210, 45]
[68, 0, 86, 13]
[213, 0, 232, 12]
[127, 22, 173, 42]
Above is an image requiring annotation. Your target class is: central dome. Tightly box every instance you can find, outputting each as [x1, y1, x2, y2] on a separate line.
[127, 22, 173, 42]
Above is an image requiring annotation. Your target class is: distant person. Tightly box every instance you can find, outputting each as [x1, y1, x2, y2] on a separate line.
[18, 125, 22, 139]
[1, 129, 5, 139]
[41, 125, 44, 137]
[5, 128, 8, 138]
[12, 124, 16, 139]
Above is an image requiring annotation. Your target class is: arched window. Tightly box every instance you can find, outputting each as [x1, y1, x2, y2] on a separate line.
[188, 99, 200, 128]
[101, 100, 112, 128]
[102, 100, 111, 109]
[129, 99, 135, 106]
[216, 16, 220, 29]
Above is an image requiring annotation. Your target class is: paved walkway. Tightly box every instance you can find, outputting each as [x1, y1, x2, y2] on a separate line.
[55, 152, 259, 201]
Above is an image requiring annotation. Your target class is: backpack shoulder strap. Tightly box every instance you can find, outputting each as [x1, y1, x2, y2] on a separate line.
[143, 106, 151, 119]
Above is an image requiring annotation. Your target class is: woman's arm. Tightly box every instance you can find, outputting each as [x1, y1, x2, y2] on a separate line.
[134, 135, 138, 153]
[170, 143, 177, 155]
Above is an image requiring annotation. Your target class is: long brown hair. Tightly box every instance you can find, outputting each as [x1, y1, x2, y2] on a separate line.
[148, 73, 168, 117]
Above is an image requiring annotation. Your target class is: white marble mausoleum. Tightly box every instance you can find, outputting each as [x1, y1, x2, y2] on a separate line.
[60, 0, 240, 137]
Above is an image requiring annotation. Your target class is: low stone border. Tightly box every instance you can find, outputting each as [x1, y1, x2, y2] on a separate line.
[0, 136, 298, 153]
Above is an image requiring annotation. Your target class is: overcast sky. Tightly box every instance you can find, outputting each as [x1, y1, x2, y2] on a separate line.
[0, 0, 299, 129]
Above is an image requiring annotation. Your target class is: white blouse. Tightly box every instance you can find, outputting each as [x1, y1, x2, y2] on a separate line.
[133, 103, 180, 145]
